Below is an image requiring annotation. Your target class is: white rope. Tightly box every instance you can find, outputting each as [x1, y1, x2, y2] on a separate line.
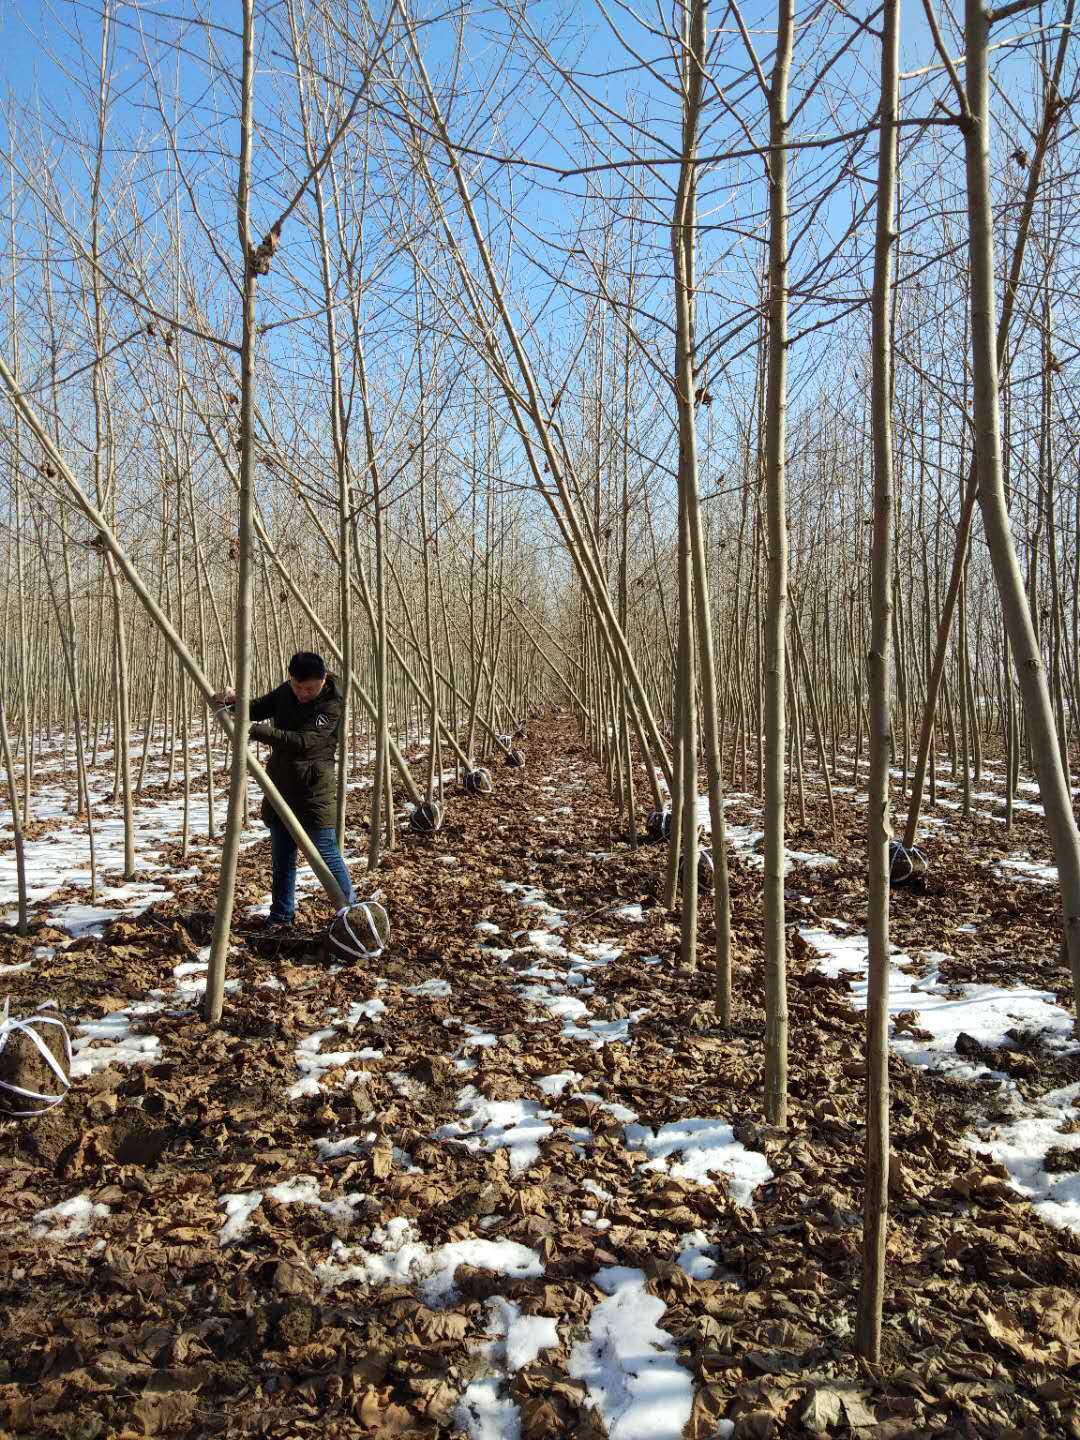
[331, 902, 388, 961]
[648, 807, 671, 840]
[0, 997, 72, 1117]
[889, 840, 927, 886]
[411, 801, 443, 833]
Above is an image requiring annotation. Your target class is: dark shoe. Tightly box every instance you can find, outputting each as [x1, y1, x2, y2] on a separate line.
[262, 916, 294, 932]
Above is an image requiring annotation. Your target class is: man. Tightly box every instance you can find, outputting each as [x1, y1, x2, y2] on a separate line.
[212, 652, 355, 929]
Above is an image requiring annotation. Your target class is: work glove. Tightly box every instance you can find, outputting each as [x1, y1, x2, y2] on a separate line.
[249, 722, 277, 745]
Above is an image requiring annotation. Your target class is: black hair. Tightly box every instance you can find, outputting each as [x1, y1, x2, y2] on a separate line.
[288, 651, 327, 681]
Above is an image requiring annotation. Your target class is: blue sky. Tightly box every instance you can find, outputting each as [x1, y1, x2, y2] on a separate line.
[1, 0, 1072, 479]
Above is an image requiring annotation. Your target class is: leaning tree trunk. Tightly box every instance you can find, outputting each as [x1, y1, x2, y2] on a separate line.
[672, 0, 734, 1013]
[0, 350, 346, 914]
[903, 0, 1073, 847]
[87, 2, 136, 882]
[205, 0, 259, 1023]
[857, 0, 900, 1364]
[961, 0, 1080, 1017]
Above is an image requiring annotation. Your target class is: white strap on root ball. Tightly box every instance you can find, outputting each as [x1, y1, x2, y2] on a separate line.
[409, 800, 445, 835]
[326, 901, 391, 964]
[504, 748, 526, 769]
[889, 839, 928, 887]
[0, 998, 72, 1118]
[680, 846, 715, 893]
[464, 768, 493, 795]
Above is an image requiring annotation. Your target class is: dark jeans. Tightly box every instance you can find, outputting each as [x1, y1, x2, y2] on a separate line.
[267, 814, 355, 923]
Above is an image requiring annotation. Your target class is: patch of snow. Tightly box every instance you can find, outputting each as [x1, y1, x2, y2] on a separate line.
[453, 1299, 560, 1439]
[32, 1193, 110, 1241]
[218, 1191, 266, 1246]
[453, 1378, 520, 1440]
[569, 1266, 693, 1440]
[289, 1026, 383, 1100]
[316, 1135, 366, 1160]
[994, 854, 1057, 884]
[404, 978, 453, 998]
[526, 929, 567, 955]
[536, 1070, 582, 1097]
[316, 1216, 543, 1306]
[623, 1118, 772, 1204]
[435, 1088, 554, 1172]
[173, 960, 208, 978]
[218, 1174, 364, 1245]
[611, 903, 644, 923]
[723, 823, 765, 866]
[575, 1093, 640, 1124]
[343, 997, 387, 1026]
[460, 1026, 499, 1051]
[967, 1082, 1080, 1232]
[677, 1229, 719, 1280]
[70, 1008, 162, 1077]
[522, 989, 590, 1023]
[577, 941, 624, 964]
[786, 849, 837, 870]
[801, 929, 1076, 1077]
[50, 903, 127, 938]
[570, 1013, 647, 1048]
[803, 918, 1080, 1236]
[499, 881, 567, 930]
[486, 1296, 560, 1371]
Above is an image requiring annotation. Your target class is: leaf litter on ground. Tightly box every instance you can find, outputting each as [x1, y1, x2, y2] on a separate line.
[2, 719, 1080, 1436]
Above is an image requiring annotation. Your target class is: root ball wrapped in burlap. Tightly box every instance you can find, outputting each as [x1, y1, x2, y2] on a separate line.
[504, 748, 526, 770]
[464, 768, 493, 795]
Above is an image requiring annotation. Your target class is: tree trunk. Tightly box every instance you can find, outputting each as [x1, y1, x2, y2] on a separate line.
[672, 0, 734, 1012]
[762, 0, 794, 1126]
[205, 0, 260, 1023]
[903, 0, 1074, 846]
[961, 0, 1080, 1020]
[857, 0, 899, 1363]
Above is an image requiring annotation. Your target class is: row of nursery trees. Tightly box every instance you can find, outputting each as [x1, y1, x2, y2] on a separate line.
[1, 0, 1079, 1363]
